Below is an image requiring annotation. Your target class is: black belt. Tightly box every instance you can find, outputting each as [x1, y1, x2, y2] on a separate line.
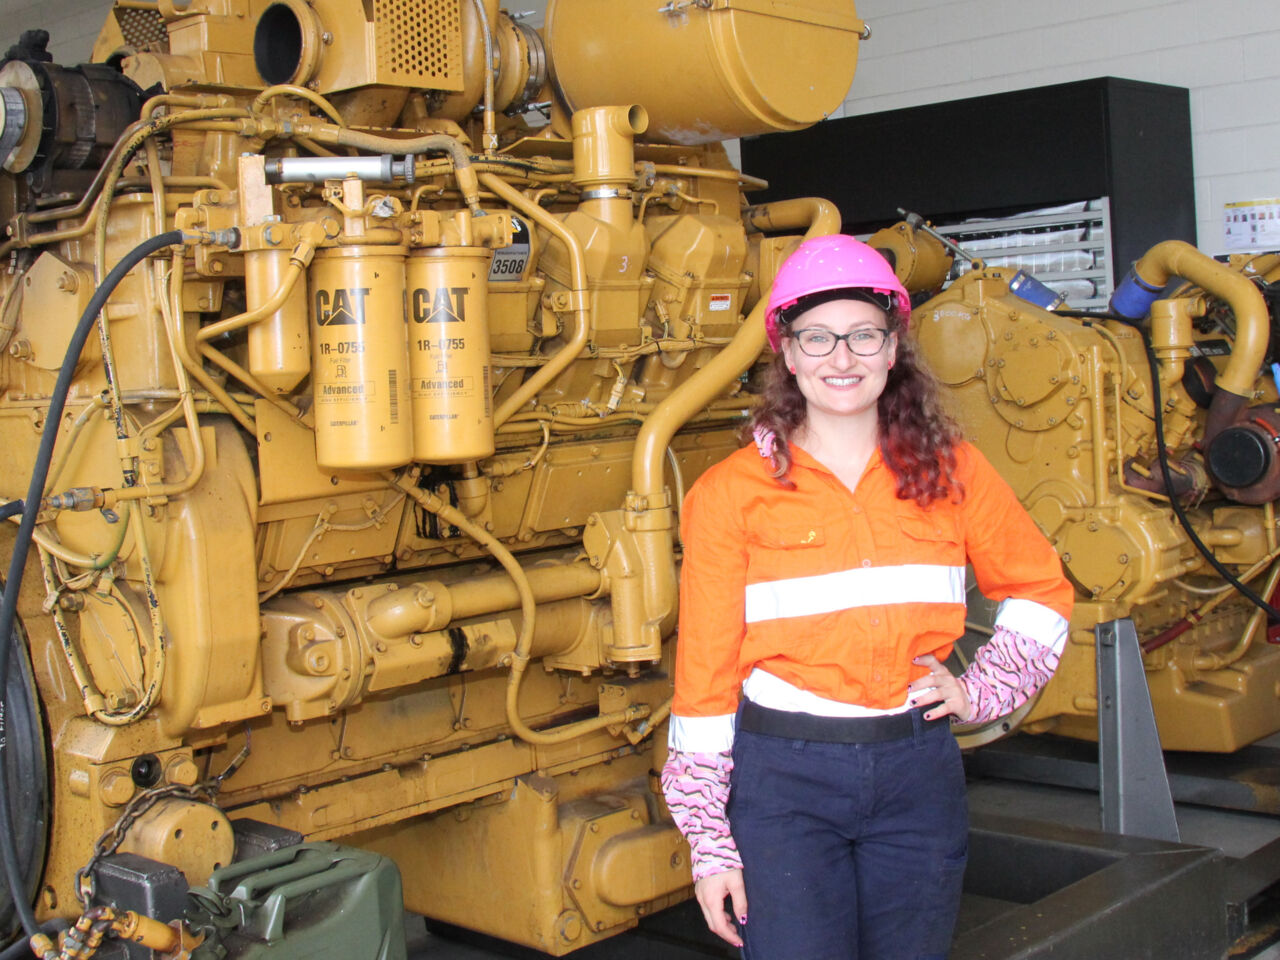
[739, 699, 944, 744]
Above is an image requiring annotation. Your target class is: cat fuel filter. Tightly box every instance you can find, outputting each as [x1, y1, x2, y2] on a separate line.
[310, 245, 413, 471]
[406, 247, 495, 463]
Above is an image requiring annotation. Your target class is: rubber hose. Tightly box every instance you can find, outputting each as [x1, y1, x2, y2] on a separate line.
[1, 919, 68, 960]
[1070, 310, 1280, 622]
[0, 503, 22, 523]
[0, 229, 185, 940]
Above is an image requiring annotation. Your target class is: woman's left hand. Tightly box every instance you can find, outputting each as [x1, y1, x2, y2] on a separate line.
[907, 653, 972, 722]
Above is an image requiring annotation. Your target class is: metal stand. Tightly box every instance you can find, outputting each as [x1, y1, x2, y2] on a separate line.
[1096, 618, 1179, 842]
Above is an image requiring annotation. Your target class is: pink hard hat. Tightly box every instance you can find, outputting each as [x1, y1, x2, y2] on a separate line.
[765, 235, 911, 350]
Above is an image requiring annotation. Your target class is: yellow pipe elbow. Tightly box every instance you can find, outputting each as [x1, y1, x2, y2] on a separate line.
[1133, 240, 1269, 399]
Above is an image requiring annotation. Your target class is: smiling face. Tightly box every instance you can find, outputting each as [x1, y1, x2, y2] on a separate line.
[779, 297, 897, 431]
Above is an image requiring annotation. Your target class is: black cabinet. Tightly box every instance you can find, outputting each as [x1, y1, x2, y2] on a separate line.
[740, 77, 1196, 278]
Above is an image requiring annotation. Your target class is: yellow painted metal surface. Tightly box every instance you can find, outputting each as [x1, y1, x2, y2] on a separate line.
[0, 0, 852, 950]
[911, 257, 1280, 753]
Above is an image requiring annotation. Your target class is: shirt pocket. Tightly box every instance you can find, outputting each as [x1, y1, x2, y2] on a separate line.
[892, 513, 964, 567]
[745, 524, 828, 582]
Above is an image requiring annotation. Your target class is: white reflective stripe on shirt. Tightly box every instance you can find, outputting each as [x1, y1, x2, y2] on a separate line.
[995, 597, 1069, 655]
[743, 563, 966, 624]
[668, 712, 736, 752]
[743, 668, 911, 717]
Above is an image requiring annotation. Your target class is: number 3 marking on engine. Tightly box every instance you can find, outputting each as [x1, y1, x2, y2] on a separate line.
[619, 255, 629, 272]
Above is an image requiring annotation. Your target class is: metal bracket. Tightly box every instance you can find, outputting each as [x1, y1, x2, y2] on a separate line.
[1096, 617, 1180, 842]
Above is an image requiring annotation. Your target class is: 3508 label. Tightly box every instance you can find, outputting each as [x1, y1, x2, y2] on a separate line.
[488, 215, 531, 282]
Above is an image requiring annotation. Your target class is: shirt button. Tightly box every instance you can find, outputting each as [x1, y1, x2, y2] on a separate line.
[852, 506, 861, 514]
[873, 672, 883, 681]
[862, 559, 872, 568]
[871, 617, 880, 626]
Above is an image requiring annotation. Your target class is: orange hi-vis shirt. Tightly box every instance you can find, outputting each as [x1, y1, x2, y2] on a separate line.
[670, 440, 1074, 753]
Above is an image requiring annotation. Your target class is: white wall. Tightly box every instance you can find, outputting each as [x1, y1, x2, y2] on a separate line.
[842, 0, 1280, 254]
[0, 0, 114, 65]
[4, 1, 1276, 254]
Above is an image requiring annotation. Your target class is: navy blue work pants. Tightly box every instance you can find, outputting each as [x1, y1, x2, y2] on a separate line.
[727, 712, 968, 960]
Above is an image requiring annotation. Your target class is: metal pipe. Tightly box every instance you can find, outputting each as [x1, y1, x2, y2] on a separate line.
[304, 126, 483, 214]
[251, 84, 345, 125]
[264, 155, 415, 183]
[469, 0, 498, 153]
[0, 108, 249, 257]
[741, 197, 841, 237]
[195, 222, 324, 341]
[449, 561, 601, 619]
[395, 478, 649, 746]
[632, 198, 840, 497]
[166, 252, 256, 433]
[1144, 545, 1280, 652]
[481, 173, 593, 426]
[1194, 556, 1280, 670]
[1086, 346, 1113, 507]
[1131, 240, 1269, 406]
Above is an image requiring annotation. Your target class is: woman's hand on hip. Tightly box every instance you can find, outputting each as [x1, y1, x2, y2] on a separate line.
[908, 653, 972, 722]
[694, 868, 748, 948]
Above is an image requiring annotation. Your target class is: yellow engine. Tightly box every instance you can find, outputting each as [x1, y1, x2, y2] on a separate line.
[0, 0, 867, 952]
[899, 227, 1280, 753]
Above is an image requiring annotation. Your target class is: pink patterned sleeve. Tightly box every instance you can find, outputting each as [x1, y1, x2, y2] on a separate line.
[661, 749, 742, 880]
[958, 625, 1061, 724]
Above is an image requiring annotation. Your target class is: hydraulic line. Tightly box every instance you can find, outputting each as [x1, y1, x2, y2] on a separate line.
[0, 921, 67, 960]
[480, 173, 592, 426]
[1135, 326, 1280, 623]
[0, 229, 187, 943]
[1058, 309, 1280, 622]
[394, 476, 652, 745]
[0, 109, 247, 259]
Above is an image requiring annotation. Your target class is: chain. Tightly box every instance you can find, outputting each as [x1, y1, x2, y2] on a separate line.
[74, 729, 252, 906]
[74, 782, 213, 907]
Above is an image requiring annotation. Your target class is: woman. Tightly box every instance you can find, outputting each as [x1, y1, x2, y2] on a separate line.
[661, 235, 1073, 960]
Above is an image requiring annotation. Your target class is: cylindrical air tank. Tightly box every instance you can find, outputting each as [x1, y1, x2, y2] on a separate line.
[545, 0, 865, 145]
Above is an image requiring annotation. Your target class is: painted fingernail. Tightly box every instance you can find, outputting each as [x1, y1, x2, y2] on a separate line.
[739, 915, 748, 925]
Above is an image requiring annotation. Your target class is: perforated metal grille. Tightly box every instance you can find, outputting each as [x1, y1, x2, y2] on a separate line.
[115, 8, 169, 51]
[374, 0, 461, 87]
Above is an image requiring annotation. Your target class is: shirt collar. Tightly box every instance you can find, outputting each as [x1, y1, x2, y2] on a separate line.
[788, 442, 884, 477]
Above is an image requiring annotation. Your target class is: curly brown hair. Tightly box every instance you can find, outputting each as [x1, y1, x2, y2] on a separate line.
[745, 304, 963, 506]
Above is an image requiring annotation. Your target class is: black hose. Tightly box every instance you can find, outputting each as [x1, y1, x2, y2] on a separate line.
[0, 504, 21, 523]
[1065, 312, 1280, 620]
[0, 229, 186, 941]
[0, 920, 68, 960]
[1142, 338, 1280, 622]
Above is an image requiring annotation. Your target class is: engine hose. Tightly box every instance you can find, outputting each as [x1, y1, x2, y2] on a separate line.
[1063, 310, 1280, 621]
[1138, 333, 1280, 623]
[0, 503, 22, 523]
[1, 920, 67, 960]
[393, 476, 651, 745]
[0, 229, 187, 941]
